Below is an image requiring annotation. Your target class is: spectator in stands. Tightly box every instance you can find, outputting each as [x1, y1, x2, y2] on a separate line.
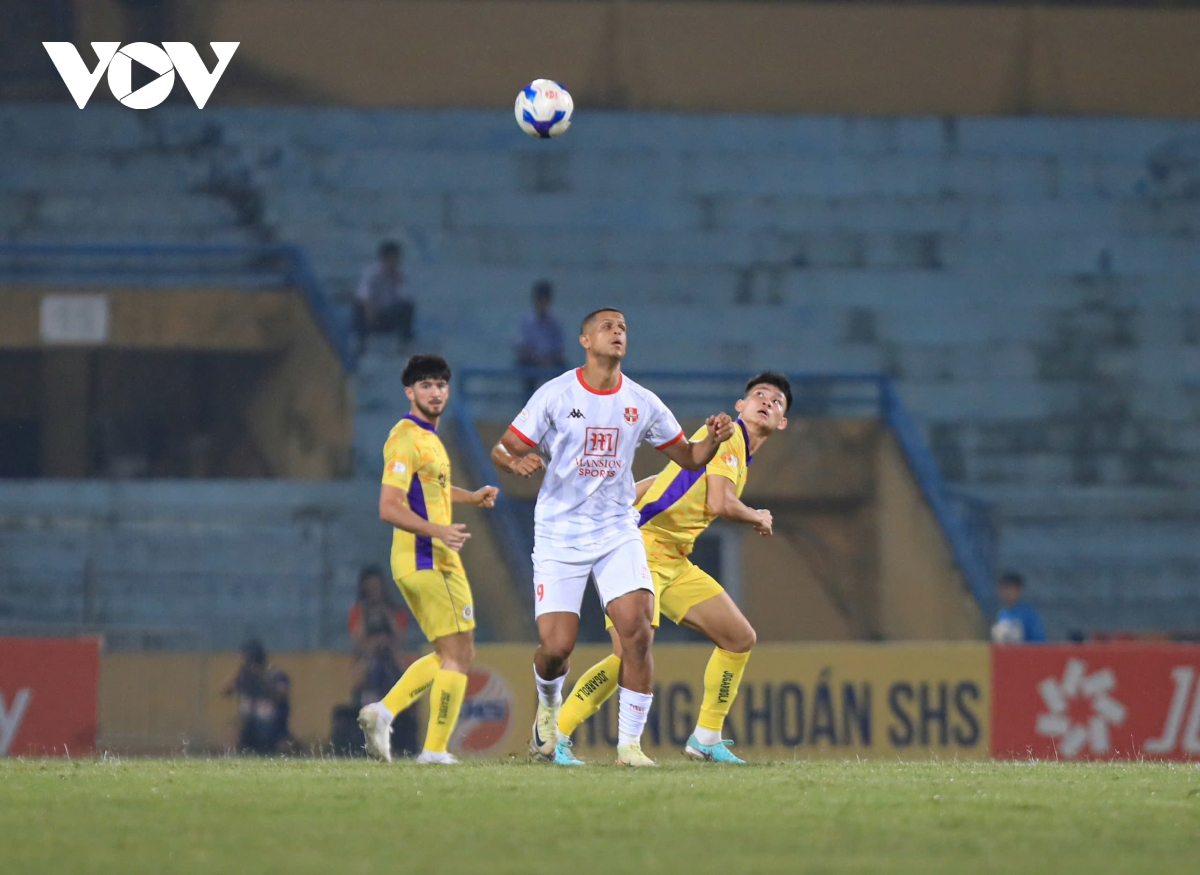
[224, 639, 293, 754]
[348, 565, 418, 754]
[514, 279, 566, 394]
[353, 240, 413, 355]
[991, 571, 1046, 644]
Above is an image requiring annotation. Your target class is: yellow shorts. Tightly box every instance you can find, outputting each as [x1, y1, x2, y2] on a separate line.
[394, 569, 476, 642]
[604, 543, 724, 630]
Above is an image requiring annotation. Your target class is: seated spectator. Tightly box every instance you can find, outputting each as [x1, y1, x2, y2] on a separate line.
[514, 280, 566, 393]
[353, 240, 413, 355]
[224, 639, 292, 754]
[991, 571, 1047, 643]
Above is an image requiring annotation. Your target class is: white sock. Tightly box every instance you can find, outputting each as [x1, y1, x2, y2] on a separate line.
[617, 686, 654, 746]
[692, 725, 722, 746]
[374, 701, 394, 723]
[534, 667, 566, 707]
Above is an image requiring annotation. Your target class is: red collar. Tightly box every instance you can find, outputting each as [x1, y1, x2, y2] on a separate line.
[576, 367, 622, 396]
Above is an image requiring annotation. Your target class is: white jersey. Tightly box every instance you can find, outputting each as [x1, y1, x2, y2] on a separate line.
[509, 368, 684, 548]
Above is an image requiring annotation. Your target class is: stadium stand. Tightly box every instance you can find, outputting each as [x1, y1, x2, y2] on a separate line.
[2, 106, 1199, 639]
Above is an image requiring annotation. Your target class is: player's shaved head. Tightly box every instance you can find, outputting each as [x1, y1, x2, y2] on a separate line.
[581, 308, 624, 335]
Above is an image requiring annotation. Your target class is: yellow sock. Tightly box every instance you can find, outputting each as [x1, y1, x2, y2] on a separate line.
[423, 669, 468, 754]
[381, 652, 441, 716]
[557, 654, 621, 738]
[698, 647, 751, 733]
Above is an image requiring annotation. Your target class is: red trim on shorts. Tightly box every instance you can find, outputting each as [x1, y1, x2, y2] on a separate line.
[509, 425, 537, 447]
[655, 430, 686, 450]
[576, 368, 623, 396]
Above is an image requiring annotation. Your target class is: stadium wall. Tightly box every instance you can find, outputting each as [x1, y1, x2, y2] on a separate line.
[66, 642, 1200, 761]
[68, 0, 1200, 116]
[0, 287, 352, 478]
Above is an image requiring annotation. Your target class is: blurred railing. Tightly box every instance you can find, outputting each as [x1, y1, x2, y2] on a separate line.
[451, 369, 997, 617]
[0, 242, 355, 371]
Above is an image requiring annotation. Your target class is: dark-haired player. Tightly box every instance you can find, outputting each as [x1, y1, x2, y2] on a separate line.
[554, 372, 791, 765]
[491, 308, 735, 767]
[358, 354, 499, 764]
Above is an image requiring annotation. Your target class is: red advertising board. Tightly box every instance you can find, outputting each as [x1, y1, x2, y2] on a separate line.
[0, 637, 101, 756]
[992, 644, 1200, 761]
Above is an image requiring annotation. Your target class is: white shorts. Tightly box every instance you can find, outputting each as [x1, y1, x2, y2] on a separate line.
[531, 537, 654, 618]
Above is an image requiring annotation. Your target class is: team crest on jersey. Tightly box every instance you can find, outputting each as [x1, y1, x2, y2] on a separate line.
[624, 407, 639, 424]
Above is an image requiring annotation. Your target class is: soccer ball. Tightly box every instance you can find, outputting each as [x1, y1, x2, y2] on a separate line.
[515, 79, 573, 139]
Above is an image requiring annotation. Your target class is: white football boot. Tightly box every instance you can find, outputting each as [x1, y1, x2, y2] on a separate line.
[357, 703, 393, 763]
[529, 699, 561, 762]
[415, 750, 460, 765]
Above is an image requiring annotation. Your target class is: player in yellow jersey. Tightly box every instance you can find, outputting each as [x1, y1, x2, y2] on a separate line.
[553, 372, 790, 765]
[358, 354, 499, 764]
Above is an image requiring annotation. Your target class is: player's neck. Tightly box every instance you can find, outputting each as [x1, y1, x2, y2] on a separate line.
[580, 357, 622, 392]
[741, 419, 771, 456]
[406, 407, 439, 431]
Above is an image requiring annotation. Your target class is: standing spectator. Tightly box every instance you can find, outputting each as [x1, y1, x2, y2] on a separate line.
[991, 571, 1046, 643]
[514, 279, 566, 394]
[224, 639, 293, 754]
[353, 240, 413, 355]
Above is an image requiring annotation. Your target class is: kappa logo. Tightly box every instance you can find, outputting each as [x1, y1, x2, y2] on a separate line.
[568, 409, 585, 419]
[43, 42, 239, 109]
[1035, 659, 1126, 758]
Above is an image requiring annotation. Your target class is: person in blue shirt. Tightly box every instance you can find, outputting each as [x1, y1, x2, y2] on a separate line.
[992, 571, 1046, 643]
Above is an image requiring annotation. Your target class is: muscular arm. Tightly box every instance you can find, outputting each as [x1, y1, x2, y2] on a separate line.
[657, 413, 736, 471]
[491, 429, 546, 477]
[706, 474, 773, 536]
[634, 476, 657, 503]
[452, 485, 498, 507]
[379, 484, 470, 551]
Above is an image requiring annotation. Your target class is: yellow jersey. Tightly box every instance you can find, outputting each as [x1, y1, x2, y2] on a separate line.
[635, 418, 752, 553]
[381, 414, 463, 578]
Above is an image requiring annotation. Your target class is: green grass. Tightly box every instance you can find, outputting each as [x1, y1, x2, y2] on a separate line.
[2, 757, 1198, 874]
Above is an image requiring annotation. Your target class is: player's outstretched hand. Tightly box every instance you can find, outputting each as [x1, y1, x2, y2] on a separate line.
[475, 486, 499, 508]
[753, 509, 774, 537]
[705, 412, 736, 443]
[438, 523, 472, 552]
[510, 453, 545, 477]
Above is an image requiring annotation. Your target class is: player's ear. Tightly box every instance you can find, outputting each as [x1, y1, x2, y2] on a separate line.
[776, 415, 788, 432]
[579, 332, 590, 350]
[734, 398, 744, 414]
[404, 386, 415, 403]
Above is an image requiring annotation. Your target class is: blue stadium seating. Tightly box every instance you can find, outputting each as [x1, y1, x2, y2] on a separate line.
[2, 105, 1199, 638]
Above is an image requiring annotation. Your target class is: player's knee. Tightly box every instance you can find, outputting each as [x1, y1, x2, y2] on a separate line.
[539, 634, 574, 665]
[732, 624, 757, 653]
[715, 620, 756, 653]
[618, 617, 654, 658]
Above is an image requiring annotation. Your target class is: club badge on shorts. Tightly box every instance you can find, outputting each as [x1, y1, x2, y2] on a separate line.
[624, 407, 638, 424]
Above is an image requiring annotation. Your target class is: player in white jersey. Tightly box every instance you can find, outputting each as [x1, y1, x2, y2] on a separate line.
[491, 307, 734, 766]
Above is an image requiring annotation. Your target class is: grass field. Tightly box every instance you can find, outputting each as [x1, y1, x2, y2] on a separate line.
[2, 757, 1197, 874]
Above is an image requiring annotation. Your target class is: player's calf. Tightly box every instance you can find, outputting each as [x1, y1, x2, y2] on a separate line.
[680, 595, 756, 757]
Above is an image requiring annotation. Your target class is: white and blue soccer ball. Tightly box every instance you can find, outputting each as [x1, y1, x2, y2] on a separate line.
[515, 79, 573, 139]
